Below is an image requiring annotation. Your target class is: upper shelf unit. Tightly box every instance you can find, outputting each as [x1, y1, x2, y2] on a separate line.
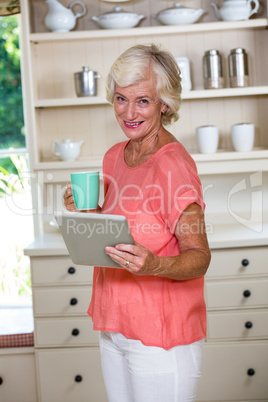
[35, 86, 268, 108]
[29, 19, 268, 42]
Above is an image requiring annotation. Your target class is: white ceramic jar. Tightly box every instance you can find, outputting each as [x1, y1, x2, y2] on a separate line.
[196, 125, 219, 154]
[231, 123, 255, 152]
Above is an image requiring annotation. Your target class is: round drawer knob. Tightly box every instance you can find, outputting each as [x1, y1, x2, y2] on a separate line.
[243, 290, 251, 298]
[0, 377, 3, 385]
[70, 298, 78, 306]
[242, 259, 249, 266]
[245, 321, 253, 329]
[72, 328, 80, 336]
[247, 368, 255, 376]
[68, 267, 76, 274]
[75, 375, 83, 383]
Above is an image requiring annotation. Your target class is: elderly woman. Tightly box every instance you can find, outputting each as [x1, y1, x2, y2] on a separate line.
[64, 44, 211, 402]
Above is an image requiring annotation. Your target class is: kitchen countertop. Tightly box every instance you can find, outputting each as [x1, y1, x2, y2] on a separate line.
[24, 223, 268, 257]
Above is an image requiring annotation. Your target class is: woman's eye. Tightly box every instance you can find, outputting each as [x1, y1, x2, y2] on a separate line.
[139, 99, 149, 106]
[115, 96, 126, 103]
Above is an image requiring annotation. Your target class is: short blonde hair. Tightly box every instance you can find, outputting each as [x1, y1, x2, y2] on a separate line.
[106, 44, 182, 126]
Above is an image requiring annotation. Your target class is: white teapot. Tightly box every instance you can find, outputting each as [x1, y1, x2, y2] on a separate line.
[45, 0, 87, 33]
[211, 0, 259, 21]
[51, 139, 84, 161]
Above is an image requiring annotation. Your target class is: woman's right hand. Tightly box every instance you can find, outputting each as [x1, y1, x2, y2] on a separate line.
[63, 181, 78, 212]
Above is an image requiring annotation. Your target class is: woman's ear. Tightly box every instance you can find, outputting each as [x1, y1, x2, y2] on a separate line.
[161, 104, 167, 114]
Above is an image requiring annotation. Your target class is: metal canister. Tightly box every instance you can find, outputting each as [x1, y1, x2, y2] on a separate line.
[228, 48, 249, 88]
[203, 49, 224, 90]
[74, 66, 101, 97]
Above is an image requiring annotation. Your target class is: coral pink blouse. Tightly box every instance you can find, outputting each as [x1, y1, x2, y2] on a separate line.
[88, 141, 207, 349]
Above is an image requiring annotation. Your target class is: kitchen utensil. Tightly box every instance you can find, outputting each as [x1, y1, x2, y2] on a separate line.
[203, 50, 224, 89]
[154, 2, 205, 25]
[211, 0, 259, 21]
[92, 7, 145, 29]
[74, 66, 101, 97]
[228, 48, 249, 88]
[196, 126, 219, 154]
[51, 138, 84, 161]
[45, 0, 87, 33]
[231, 123, 255, 152]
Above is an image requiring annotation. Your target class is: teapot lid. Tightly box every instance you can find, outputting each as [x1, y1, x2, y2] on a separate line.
[62, 139, 72, 143]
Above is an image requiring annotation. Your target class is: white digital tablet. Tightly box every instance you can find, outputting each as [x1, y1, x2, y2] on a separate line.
[54, 211, 134, 268]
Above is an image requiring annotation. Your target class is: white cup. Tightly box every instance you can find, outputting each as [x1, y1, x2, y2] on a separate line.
[231, 123, 255, 152]
[196, 125, 219, 154]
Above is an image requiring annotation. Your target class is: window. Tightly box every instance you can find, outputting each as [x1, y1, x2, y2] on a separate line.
[0, 14, 34, 336]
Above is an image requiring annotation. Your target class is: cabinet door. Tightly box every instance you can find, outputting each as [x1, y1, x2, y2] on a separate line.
[207, 247, 268, 278]
[36, 347, 108, 402]
[33, 286, 92, 316]
[35, 316, 99, 347]
[196, 341, 268, 401]
[0, 351, 37, 402]
[31, 256, 93, 285]
[206, 278, 268, 309]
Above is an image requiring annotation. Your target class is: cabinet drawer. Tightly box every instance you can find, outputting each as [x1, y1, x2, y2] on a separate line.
[207, 309, 268, 341]
[206, 278, 268, 309]
[31, 256, 93, 285]
[33, 286, 92, 316]
[196, 341, 268, 401]
[206, 246, 268, 278]
[35, 317, 99, 347]
[36, 347, 108, 402]
[0, 350, 37, 402]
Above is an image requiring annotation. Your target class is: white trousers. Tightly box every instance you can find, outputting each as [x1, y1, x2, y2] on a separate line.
[99, 331, 203, 402]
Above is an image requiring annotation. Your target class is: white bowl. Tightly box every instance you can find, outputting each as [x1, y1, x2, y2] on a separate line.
[92, 7, 145, 29]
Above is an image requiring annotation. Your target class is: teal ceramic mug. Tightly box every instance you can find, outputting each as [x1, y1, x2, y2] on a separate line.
[70, 171, 99, 210]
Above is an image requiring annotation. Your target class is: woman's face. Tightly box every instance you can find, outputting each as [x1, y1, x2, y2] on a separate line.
[113, 78, 166, 142]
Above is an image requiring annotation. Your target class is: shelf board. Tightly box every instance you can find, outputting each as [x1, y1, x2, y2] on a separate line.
[30, 18, 268, 42]
[35, 86, 268, 108]
[35, 97, 109, 108]
[34, 149, 268, 175]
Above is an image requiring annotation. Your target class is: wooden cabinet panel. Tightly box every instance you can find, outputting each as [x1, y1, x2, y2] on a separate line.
[197, 341, 268, 401]
[35, 316, 99, 347]
[31, 256, 93, 285]
[206, 278, 268, 309]
[36, 347, 108, 402]
[0, 351, 37, 402]
[33, 286, 92, 316]
[207, 309, 268, 341]
[207, 246, 268, 278]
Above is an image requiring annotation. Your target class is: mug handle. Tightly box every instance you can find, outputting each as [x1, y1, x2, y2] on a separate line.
[249, 0, 259, 17]
[51, 141, 60, 156]
[69, 1, 87, 19]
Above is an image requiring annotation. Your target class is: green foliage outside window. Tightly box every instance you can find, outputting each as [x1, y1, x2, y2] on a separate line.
[0, 15, 25, 174]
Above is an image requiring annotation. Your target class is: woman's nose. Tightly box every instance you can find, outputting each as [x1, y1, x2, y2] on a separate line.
[125, 102, 138, 119]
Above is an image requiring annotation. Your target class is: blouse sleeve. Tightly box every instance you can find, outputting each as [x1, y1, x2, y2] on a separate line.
[159, 149, 205, 235]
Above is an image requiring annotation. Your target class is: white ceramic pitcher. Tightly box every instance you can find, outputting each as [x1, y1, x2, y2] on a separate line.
[211, 0, 259, 21]
[45, 0, 87, 33]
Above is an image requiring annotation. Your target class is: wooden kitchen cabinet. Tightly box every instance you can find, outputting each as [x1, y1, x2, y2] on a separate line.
[28, 254, 107, 401]
[196, 245, 268, 401]
[21, 1, 268, 401]
[0, 347, 37, 402]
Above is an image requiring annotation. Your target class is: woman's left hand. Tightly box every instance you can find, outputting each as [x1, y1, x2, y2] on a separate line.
[105, 242, 160, 275]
